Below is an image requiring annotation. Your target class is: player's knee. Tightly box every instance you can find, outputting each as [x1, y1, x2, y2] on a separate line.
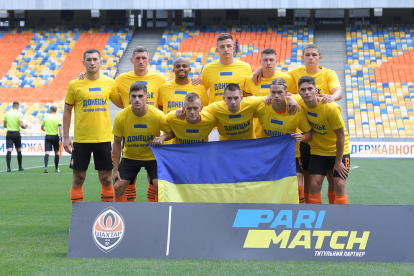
[99, 174, 112, 186]
[114, 182, 125, 197]
[72, 172, 86, 187]
[335, 180, 346, 194]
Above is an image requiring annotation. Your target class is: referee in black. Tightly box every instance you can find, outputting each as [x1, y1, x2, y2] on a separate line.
[3, 102, 28, 172]
[41, 105, 63, 173]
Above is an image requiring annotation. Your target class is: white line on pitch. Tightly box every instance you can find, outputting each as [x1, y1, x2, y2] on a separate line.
[166, 205, 172, 256]
[349, 165, 359, 169]
[0, 163, 71, 173]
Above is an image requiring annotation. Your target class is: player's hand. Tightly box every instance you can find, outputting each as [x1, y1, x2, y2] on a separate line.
[175, 107, 185, 120]
[191, 77, 202, 85]
[152, 136, 165, 146]
[291, 132, 303, 143]
[24, 124, 28, 129]
[321, 94, 334, 103]
[333, 162, 348, 180]
[264, 95, 272, 105]
[252, 68, 263, 85]
[63, 138, 73, 154]
[112, 170, 121, 185]
[287, 96, 299, 115]
[76, 72, 86, 80]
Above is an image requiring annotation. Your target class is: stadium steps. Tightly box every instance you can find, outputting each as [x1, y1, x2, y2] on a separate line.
[314, 29, 348, 130]
[111, 27, 165, 123]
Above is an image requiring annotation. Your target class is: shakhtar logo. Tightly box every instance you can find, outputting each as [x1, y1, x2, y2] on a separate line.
[92, 207, 125, 253]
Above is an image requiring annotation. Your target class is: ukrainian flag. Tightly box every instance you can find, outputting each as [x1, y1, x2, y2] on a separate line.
[151, 136, 298, 203]
[185, 129, 199, 137]
[220, 72, 233, 80]
[228, 114, 242, 123]
[307, 111, 318, 122]
[174, 90, 187, 99]
[134, 124, 147, 132]
[260, 84, 270, 92]
[89, 87, 102, 95]
[135, 81, 148, 85]
[270, 119, 284, 130]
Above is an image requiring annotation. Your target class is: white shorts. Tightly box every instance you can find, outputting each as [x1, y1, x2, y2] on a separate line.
[208, 128, 219, 142]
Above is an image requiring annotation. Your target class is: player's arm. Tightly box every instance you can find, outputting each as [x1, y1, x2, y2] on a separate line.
[152, 131, 175, 146]
[63, 103, 74, 154]
[58, 125, 63, 141]
[112, 135, 123, 184]
[41, 125, 45, 131]
[291, 131, 312, 143]
[321, 88, 342, 103]
[19, 119, 28, 129]
[3, 120, 7, 128]
[111, 96, 124, 109]
[333, 127, 348, 179]
[251, 68, 263, 85]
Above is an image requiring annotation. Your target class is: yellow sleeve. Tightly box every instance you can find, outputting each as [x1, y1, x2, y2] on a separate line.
[158, 86, 164, 107]
[327, 105, 345, 130]
[328, 70, 341, 91]
[159, 112, 172, 133]
[283, 73, 297, 94]
[203, 102, 214, 115]
[201, 66, 210, 90]
[112, 115, 123, 138]
[298, 108, 312, 133]
[64, 83, 75, 105]
[242, 76, 251, 93]
[253, 102, 265, 119]
[109, 82, 121, 100]
[41, 118, 46, 126]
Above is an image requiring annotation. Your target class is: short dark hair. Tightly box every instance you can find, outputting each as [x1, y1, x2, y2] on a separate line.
[132, 46, 149, 58]
[184, 92, 200, 103]
[83, 49, 101, 60]
[298, 76, 316, 88]
[261, 48, 276, 56]
[50, 106, 57, 113]
[130, 82, 147, 94]
[224, 83, 241, 95]
[12, 102, 19, 108]
[217, 33, 234, 45]
[270, 78, 287, 90]
[303, 44, 321, 55]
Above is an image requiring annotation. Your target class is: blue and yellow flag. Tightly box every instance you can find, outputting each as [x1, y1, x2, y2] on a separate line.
[151, 136, 298, 203]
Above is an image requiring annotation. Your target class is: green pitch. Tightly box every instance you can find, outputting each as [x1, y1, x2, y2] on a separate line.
[1, 156, 414, 275]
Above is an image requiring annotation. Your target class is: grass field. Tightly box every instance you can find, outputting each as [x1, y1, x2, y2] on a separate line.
[1, 156, 414, 275]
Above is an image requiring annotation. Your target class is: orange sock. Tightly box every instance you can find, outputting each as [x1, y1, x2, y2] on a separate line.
[101, 185, 114, 202]
[115, 193, 127, 202]
[70, 187, 83, 204]
[308, 193, 322, 204]
[327, 191, 336, 204]
[155, 194, 158, 202]
[335, 194, 348, 204]
[147, 182, 156, 202]
[298, 185, 305, 204]
[304, 193, 309, 203]
[125, 181, 136, 202]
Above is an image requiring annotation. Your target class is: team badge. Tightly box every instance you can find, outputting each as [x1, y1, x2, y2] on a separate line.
[92, 207, 125, 253]
[270, 119, 284, 129]
[307, 111, 318, 122]
[229, 114, 242, 123]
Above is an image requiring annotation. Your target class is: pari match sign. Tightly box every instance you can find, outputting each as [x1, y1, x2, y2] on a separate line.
[68, 203, 414, 262]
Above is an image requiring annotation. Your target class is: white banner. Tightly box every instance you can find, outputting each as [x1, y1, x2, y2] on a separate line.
[0, 139, 71, 156]
[350, 142, 414, 158]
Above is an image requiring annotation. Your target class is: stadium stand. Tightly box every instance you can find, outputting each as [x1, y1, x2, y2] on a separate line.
[149, 25, 313, 81]
[346, 25, 414, 138]
[0, 27, 133, 137]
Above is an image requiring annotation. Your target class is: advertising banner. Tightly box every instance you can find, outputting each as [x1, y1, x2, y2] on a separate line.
[0, 139, 70, 156]
[350, 141, 414, 158]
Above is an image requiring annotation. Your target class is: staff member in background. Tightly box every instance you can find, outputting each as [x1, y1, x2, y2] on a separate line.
[41, 105, 63, 173]
[3, 101, 28, 172]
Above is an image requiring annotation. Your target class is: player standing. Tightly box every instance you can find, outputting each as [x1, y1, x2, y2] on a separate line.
[3, 101, 28, 172]
[63, 49, 123, 203]
[41, 105, 63, 173]
[112, 82, 173, 202]
[297, 76, 350, 204]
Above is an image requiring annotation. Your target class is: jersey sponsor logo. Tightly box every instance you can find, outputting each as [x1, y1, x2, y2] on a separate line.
[220, 72, 233, 80]
[134, 124, 147, 133]
[307, 111, 318, 122]
[229, 114, 243, 123]
[135, 81, 148, 85]
[89, 87, 102, 96]
[92, 207, 125, 253]
[270, 119, 284, 130]
[185, 129, 200, 137]
[178, 138, 204, 143]
[174, 90, 188, 99]
[83, 98, 107, 107]
[168, 101, 184, 109]
[260, 84, 270, 92]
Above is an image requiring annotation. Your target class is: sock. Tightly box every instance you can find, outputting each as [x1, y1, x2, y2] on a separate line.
[101, 185, 114, 202]
[70, 187, 83, 203]
[155, 194, 158, 202]
[304, 193, 309, 204]
[6, 151, 11, 169]
[44, 154, 49, 168]
[308, 193, 322, 204]
[147, 182, 156, 202]
[54, 154, 59, 169]
[335, 194, 348, 204]
[125, 181, 136, 202]
[17, 152, 22, 168]
[327, 191, 336, 204]
[115, 193, 127, 202]
[298, 185, 305, 204]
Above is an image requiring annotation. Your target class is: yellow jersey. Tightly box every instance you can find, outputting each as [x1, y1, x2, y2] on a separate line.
[244, 71, 297, 138]
[204, 96, 263, 141]
[288, 65, 341, 95]
[201, 59, 252, 104]
[112, 105, 171, 161]
[115, 70, 167, 108]
[158, 80, 208, 114]
[64, 75, 120, 143]
[166, 110, 217, 144]
[254, 102, 312, 157]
